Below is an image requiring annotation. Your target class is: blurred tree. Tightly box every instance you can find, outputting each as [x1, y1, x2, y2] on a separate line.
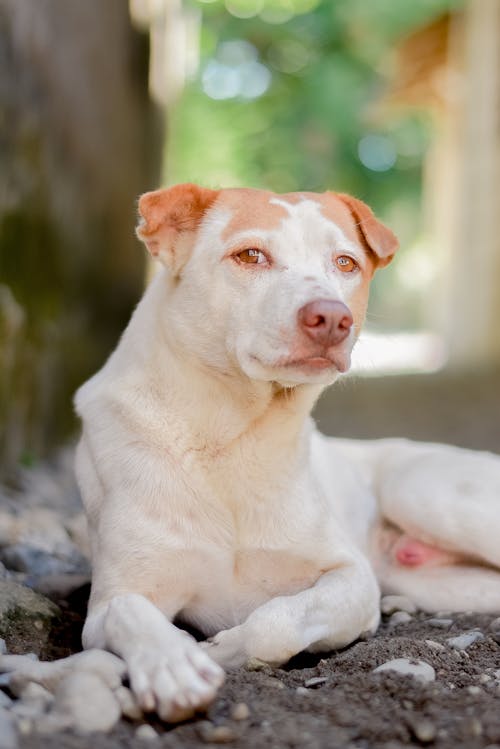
[0, 0, 162, 477]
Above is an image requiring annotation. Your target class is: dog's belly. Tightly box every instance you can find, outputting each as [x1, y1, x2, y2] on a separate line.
[179, 548, 326, 636]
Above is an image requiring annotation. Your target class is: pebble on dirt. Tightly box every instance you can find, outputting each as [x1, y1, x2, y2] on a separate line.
[446, 631, 484, 650]
[373, 658, 436, 683]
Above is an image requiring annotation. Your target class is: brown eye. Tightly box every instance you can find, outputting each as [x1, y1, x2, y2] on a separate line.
[335, 255, 358, 273]
[235, 248, 267, 265]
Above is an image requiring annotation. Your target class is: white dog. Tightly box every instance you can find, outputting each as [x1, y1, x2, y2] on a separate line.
[75, 184, 500, 722]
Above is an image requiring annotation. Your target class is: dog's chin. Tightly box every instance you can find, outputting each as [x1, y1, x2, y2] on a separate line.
[241, 352, 350, 387]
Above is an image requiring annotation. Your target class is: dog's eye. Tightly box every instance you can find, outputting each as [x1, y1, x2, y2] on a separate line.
[335, 255, 358, 273]
[235, 249, 267, 265]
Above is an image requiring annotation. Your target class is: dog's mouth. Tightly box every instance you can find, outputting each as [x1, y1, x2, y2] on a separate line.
[280, 351, 351, 374]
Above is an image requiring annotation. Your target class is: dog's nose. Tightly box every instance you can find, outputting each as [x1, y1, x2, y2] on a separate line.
[297, 300, 353, 346]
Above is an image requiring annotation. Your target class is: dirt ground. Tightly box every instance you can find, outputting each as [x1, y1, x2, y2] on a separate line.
[13, 368, 500, 748]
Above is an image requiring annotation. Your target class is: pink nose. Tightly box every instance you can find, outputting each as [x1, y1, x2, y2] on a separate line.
[297, 300, 353, 346]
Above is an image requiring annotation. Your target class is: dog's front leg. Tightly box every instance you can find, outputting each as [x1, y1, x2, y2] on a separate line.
[203, 553, 380, 668]
[83, 594, 224, 722]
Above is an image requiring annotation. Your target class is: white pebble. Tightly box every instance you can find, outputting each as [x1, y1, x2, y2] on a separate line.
[380, 595, 417, 615]
[427, 618, 453, 629]
[52, 671, 121, 734]
[373, 658, 435, 683]
[447, 632, 484, 650]
[425, 639, 445, 652]
[388, 611, 413, 627]
[230, 702, 250, 721]
[135, 724, 159, 741]
[304, 676, 328, 688]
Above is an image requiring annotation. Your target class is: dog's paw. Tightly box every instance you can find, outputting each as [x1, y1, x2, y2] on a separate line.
[201, 625, 248, 669]
[127, 637, 224, 722]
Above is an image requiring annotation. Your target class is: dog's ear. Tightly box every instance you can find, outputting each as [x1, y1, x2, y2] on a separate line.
[136, 183, 220, 273]
[335, 193, 399, 267]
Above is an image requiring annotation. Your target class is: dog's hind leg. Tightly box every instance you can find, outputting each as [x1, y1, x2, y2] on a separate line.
[375, 559, 500, 614]
[373, 440, 500, 571]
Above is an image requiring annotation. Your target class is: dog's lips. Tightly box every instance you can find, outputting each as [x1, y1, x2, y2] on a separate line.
[284, 353, 351, 374]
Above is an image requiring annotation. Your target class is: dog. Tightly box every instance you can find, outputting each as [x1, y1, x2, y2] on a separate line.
[74, 183, 500, 722]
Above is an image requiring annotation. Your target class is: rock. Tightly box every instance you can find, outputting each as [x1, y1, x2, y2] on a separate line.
[410, 718, 436, 743]
[303, 676, 328, 688]
[245, 657, 271, 673]
[426, 618, 453, 629]
[0, 580, 60, 651]
[135, 724, 159, 740]
[380, 595, 417, 615]
[31, 713, 73, 735]
[489, 616, 500, 631]
[4, 649, 126, 696]
[52, 671, 121, 733]
[197, 722, 236, 743]
[295, 687, 310, 696]
[27, 574, 90, 600]
[446, 631, 484, 650]
[373, 658, 435, 683]
[0, 707, 18, 749]
[425, 639, 445, 652]
[114, 685, 142, 720]
[388, 611, 413, 627]
[1, 544, 90, 578]
[230, 702, 250, 721]
[0, 639, 6, 655]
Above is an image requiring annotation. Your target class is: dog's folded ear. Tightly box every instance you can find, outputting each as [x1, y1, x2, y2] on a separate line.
[335, 193, 399, 267]
[136, 183, 220, 273]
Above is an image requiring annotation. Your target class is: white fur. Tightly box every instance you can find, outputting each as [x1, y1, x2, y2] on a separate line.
[75, 195, 500, 721]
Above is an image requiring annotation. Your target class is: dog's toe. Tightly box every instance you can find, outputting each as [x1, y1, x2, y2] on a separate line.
[128, 642, 224, 723]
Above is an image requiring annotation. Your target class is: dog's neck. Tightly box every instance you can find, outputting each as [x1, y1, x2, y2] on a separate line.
[120, 271, 325, 455]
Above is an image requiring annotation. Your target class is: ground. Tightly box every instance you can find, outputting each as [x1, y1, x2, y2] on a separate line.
[4, 368, 500, 748]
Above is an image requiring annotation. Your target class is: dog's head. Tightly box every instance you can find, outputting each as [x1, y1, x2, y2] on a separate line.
[136, 184, 398, 387]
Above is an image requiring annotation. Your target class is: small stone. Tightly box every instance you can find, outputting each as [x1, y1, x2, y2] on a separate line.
[373, 658, 435, 683]
[478, 673, 491, 684]
[6, 648, 126, 696]
[295, 687, 309, 696]
[489, 617, 500, 631]
[31, 713, 72, 735]
[0, 580, 60, 650]
[245, 657, 271, 673]
[447, 631, 484, 650]
[467, 685, 482, 695]
[52, 671, 121, 733]
[261, 676, 284, 689]
[388, 611, 412, 627]
[425, 639, 445, 652]
[304, 676, 328, 688]
[427, 618, 453, 629]
[197, 722, 236, 743]
[15, 717, 32, 736]
[230, 702, 250, 721]
[411, 718, 436, 743]
[135, 724, 159, 740]
[380, 595, 417, 615]
[466, 718, 483, 737]
[114, 685, 142, 720]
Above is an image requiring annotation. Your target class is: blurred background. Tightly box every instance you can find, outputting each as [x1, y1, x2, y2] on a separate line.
[1, 0, 499, 482]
